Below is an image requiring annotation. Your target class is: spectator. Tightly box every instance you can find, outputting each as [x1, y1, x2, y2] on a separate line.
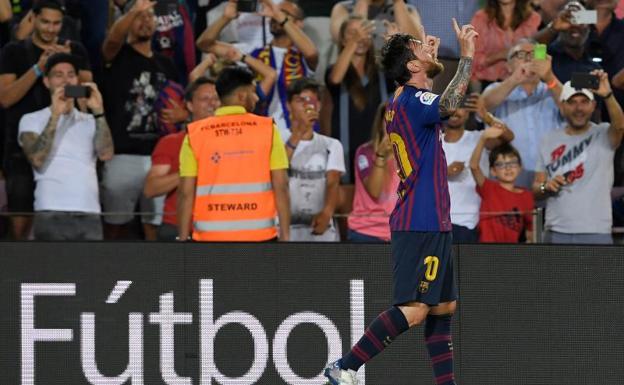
[329, 0, 423, 45]
[443, 93, 514, 243]
[470, 126, 535, 243]
[13, 0, 81, 42]
[585, 0, 624, 113]
[322, 16, 391, 183]
[100, 0, 180, 240]
[533, 76, 624, 244]
[152, 0, 196, 85]
[200, 0, 284, 51]
[533, 1, 602, 83]
[177, 66, 291, 242]
[143, 77, 220, 241]
[482, 39, 564, 188]
[0, 0, 91, 240]
[471, 0, 541, 88]
[197, 0, 317, 131]
[200, 41, 279, 131]
[347, 103, 398, 242]
[283, 78, 344, 241]
[18, 53, 113, 240]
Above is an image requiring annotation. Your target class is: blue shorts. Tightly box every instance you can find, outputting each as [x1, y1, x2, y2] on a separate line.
[391, 231, 457, 306]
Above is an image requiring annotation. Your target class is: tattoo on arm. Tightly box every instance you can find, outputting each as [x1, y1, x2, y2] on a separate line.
[20, 115, 59, 170]
[94, 116, 114, 159]
[439, 57, 473, 118]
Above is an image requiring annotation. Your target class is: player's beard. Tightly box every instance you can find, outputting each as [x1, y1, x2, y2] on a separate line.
[426, 61, 445, 79]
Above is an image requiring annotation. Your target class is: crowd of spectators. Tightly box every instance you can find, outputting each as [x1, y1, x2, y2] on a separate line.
[0, 0, 623, 244]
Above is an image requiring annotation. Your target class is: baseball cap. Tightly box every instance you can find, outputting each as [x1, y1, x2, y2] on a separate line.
[560, 81, 594, 102]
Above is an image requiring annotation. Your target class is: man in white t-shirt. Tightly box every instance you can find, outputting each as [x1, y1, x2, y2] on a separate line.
[18, 53, 114, 240]
[443, 94, 514, 242]
[533, 75, 624, 244]
[197, 0, 318, 131]
[283, 78, 345, 241]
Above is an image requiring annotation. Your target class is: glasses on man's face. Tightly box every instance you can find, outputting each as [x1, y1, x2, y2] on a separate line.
[494, 160, 520, 169]
[510, 50, 534, 61]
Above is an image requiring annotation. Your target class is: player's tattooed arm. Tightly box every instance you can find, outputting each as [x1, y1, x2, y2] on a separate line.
[438, 56, 472, 118]
[19, 115, 59, 171]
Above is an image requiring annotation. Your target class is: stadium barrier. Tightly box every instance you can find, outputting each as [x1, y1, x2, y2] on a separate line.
[1, 242, 623, 385]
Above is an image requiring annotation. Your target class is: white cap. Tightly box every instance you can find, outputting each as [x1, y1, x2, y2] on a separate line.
[560, 81, 594, 102]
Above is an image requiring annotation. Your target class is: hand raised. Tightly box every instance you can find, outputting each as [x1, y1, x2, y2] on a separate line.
[452, 18, 478, 58]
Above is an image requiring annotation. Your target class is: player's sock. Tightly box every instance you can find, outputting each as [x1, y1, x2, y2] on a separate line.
[424, 314, 456, 385]
[341, 306, 409, 371]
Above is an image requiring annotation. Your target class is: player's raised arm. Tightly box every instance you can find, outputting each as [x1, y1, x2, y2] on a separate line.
[439, 18, 478, 118]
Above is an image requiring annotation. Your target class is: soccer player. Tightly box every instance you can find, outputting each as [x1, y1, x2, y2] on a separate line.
[324, 19, 478, 385]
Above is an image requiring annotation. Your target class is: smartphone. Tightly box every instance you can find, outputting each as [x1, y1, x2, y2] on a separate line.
[64, 85, 91, 99]
[534, 43, 547, 60]
[571, 10, 597, 24]
[237, 0, 258, 13]
[571, 72, 600, 90]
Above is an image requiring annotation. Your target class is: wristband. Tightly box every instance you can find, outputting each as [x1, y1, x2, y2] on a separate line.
[33, 64, 43, 78]
[539, 182, 547, 195]
[279, 16, 289, 26]
[240, 54, 247, 63]
[92, 112, 105, 119]
[604, 92, 613, 100]
[286, 140, 297, 150]
[546, 78, 558, 89]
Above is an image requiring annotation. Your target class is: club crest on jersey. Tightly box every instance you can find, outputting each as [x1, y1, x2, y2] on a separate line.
[419, 92, 438, 105]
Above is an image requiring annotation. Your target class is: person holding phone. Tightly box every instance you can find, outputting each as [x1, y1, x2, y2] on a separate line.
[16, 53, 113, 240]
[481, 39, 564, 189]
[533, 2, 602, 84]
[0, 0, 92, 240]
[533, 71, 624, 244]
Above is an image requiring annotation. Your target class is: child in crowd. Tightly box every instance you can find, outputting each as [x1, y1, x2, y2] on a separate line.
[470, 126, 535, 243]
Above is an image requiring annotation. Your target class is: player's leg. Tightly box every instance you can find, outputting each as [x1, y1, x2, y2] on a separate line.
[423, 232, 458, 385]
[324, 232, 431, 384]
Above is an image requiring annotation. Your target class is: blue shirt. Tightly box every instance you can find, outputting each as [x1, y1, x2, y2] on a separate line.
[386, 86, 451, 232]
[485, 82, 564, 172]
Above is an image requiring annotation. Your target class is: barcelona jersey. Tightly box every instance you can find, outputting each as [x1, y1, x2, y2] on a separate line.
[385, 86, 451, 232]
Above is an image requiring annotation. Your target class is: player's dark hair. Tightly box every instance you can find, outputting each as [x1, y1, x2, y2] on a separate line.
[489, 143, 523, 168]
[286, 77, 320, 102]
[185, 77, 216, 102]
[215, 67, 255, 100]
[381, 33, 416, 86]
[44, 52, 79, 76]
[33, 0, 65, 15]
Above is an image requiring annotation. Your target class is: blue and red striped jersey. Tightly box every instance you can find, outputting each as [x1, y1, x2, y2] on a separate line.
[385, 85, 452, 232]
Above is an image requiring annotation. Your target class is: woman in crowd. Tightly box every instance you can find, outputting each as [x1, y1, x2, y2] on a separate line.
[347, 103, 398, 243]
[471, 0, 541, 89]
[321, 15, 392, 184]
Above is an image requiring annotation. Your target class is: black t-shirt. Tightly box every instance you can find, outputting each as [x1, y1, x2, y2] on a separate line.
[101, 44, 178, 155]
[325, 64, 393, 183]
[0, 38, 90, 164]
